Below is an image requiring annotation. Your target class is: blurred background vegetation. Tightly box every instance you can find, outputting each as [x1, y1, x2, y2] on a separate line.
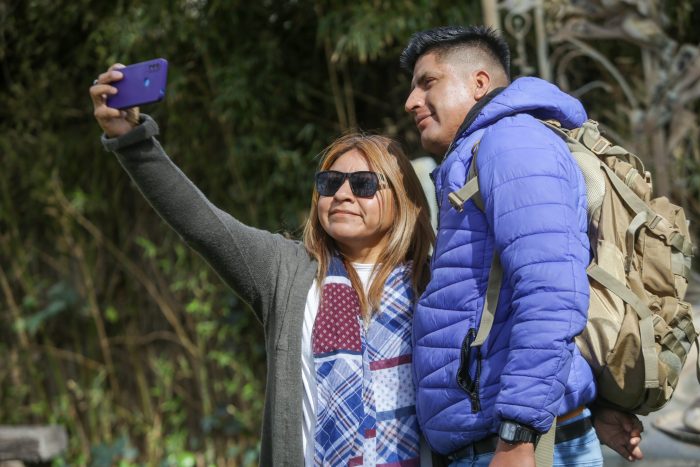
[1, 0, 698, 465]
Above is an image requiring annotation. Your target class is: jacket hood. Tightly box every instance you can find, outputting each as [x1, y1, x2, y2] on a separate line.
[465, 77, 587, 137]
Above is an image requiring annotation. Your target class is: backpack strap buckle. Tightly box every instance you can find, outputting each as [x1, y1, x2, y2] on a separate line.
[448, 191, 466, 212]
[648, 213, 663, 229]
[449, 142, 485, 212]
[591, 137, 612, 154]
[448, 177, 482, 212]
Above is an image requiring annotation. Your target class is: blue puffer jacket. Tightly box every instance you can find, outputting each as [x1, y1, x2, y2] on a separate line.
[413, 77, 597, 455]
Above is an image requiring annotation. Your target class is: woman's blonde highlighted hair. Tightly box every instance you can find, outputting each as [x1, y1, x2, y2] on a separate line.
[303, 133, 434, 319]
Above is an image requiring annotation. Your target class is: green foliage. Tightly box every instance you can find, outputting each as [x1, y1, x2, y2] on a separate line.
[90, 434, 139, 467]
[19, 281, 79, 336]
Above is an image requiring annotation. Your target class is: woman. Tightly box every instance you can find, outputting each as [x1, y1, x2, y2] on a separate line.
[90, 64, 434, 466]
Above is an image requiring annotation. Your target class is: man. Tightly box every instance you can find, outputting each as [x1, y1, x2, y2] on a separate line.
[402, 26, 644, 466]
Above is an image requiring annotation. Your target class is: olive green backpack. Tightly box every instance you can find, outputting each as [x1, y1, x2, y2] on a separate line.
[448, 119, 699, 416]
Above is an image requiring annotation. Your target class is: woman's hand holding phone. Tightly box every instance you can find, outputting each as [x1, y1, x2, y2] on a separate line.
[90, 63, 140, 138]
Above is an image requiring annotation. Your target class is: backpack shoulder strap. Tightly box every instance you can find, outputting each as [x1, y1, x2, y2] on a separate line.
[448, 142, 484, 212]
[472, 252, 502, 348]
[444, 141, 498, 346]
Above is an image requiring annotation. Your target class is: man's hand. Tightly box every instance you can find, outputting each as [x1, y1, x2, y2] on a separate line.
[489, 440, 535, 467]
[89, 63, 140, 138]
[592, 406, 644, 462]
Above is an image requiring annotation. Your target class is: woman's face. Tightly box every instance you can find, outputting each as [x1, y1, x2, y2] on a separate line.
[317, 149, 395, 263]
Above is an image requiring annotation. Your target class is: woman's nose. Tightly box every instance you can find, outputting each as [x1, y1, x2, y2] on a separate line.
[333, 179, 354, 199]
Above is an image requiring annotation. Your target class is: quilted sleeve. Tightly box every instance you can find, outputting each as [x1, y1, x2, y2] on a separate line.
[477, 116, 591, 433]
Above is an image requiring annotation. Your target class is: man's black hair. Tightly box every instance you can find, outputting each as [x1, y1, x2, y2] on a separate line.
[400, 25, 511, 79]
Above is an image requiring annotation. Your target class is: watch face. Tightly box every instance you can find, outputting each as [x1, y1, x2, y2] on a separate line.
[499, 421, 538, 444]
[500, 422, 518, 441]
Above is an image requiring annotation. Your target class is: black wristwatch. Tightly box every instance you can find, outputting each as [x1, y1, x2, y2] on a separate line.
[498, 420, 540, 445]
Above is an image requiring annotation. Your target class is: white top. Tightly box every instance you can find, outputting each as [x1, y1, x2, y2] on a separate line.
[301, 278, 320, 467]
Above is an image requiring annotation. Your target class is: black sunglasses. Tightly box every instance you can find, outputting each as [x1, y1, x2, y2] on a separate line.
[315, 170, 386, 198]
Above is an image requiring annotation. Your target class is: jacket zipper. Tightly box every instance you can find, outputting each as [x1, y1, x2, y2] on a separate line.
[457, 327, 482, 413]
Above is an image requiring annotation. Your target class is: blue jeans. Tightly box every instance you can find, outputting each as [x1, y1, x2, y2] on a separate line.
[448, 419, 603, 467]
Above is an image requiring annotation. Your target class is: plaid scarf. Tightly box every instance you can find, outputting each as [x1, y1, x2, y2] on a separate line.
[312, 256, 420, 466]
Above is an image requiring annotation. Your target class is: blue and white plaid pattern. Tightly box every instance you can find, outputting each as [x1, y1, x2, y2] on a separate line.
[312, 257, 420, 466]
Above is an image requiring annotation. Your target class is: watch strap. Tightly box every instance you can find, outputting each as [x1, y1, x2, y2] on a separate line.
[498, 420, 541, 445]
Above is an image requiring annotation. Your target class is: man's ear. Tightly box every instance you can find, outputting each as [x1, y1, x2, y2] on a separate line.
[473, 70, 492, 101]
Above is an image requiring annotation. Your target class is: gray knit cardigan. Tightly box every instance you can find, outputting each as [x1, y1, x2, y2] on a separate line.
[103, 115, 315, 466]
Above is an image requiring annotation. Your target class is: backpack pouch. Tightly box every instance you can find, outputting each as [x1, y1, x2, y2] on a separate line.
[641, 197, 692, 299]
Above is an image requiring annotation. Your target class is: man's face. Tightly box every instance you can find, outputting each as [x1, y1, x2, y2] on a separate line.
[405, 51, 478, 156]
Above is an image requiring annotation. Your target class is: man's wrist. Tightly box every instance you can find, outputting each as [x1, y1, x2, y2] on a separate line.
[498, 420, 540, 446]
[494, 440, 536, 467]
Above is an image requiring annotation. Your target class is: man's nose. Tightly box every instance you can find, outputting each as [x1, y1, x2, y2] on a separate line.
[405, 88, 422, 114]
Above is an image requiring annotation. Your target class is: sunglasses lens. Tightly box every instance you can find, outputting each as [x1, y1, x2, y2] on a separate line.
[315, 171, 380, 197]
[349, 172, 379, 197]
[315, 172, 344, 196]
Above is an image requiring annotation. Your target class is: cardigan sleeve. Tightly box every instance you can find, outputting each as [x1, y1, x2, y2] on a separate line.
[102, 114, 304, 324]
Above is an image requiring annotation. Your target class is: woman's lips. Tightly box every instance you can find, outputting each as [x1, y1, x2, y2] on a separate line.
[330, 209, 359, 217]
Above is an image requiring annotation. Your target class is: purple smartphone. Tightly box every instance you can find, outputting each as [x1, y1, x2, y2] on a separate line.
[107, 58, 168, 110]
